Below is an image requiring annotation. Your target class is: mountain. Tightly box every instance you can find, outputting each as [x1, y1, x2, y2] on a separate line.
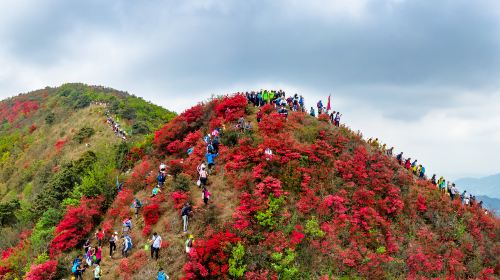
[0, 84, 175, 278]
[1, 92, 498, 279]
[456, 174, 500, 199]
[476, 195, 500, 213]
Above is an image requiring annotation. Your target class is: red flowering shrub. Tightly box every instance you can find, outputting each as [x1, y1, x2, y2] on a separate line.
[106, 188, 133, 221]
[171, 191, 190, 209]
[214, 94, 248, 122]
[125, 159, 155, 191]
[0, 99, 39, 123]
[54, 138, 67, 150]
[183, 231, 240, 279]
[50, 196, 104, 257]
[116, 250, 148, 279]
[258, 113, 285, 135]
[25, 260, 58, 280]
[142, 203, 161, 236]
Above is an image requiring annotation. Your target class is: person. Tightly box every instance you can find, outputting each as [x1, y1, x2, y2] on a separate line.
[72, 255, 83, 280]
[265, 147, 273, 161]
[206, 151, 218, 172]
[310, 107, 315, 117]
[317, 100, 323, 115]
[123, 217, 132, 233]
[157, 171, 166, 187]
[83, 239, 91, 254]
[386, 147, 394, 157]
[150, 232, 162, 260]
[152, 185, 161, 197]
[463, 191, 471, 205]
[334, 112, 342, 127]
[187, 147, 194, 155]
[133, 198, 142, 218]
[94, 246, 102, 265]
[93, 263, 101, 280]
[450, 184, 458, 200]
[185, 234, 194, 254]
[85, 246, 94, 266]
[212, 136, 220, 153]
[75, 263, 85, 280]
[122, 234, 132, 257]
[109, 231, 118, 257]
[159, 163, 167, 174]
[202, 187, 211, 205]
[199, 165, 208, 188]
[158, 267, 169, 280]
[396, 152, 403, 165]
[181, 202, 192, 233]
[405, 158, 412, 170]
[203, 134, 211, 144]
[329, 112, 335, 123]
[431, 174, 437, 185]
[256, 111, 263, 123]
[95, 228, 104, 247]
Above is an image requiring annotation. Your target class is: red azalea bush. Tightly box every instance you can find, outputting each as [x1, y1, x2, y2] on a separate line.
[0, 99, 39, 123]
[142, 203, 161, 236]
[50, 196, 104, 257]
[214, 94, 248, 122]
[116, 250, 148, 279]
[125, 159, 156, 191]
[106, 188, 134, 221]
[183, 231, 240, 279]
[25, 260, 58, 280]
[171, 191, 190, 209]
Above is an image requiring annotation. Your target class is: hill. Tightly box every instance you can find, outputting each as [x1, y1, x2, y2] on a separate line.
[0, 84, 175, 278]
[456, 174, 500, 199]
[476, 195, 500, 214]
[1, 92, 499, 279]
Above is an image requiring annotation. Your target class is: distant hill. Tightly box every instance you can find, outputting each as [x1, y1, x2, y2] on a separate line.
[476, 195, 500, 213]
[0, 84, 175, 254]
[456, 173, 500, 199]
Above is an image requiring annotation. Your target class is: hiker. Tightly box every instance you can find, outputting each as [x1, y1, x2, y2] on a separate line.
[123, 217, 132, 233]
[205, 151, 218, 172]
[133, 198, 142, 218]
[202, 186, 211, 205]
[329, 112, 335, 123]
[95, 228, 104, 247]
[122, 234, 133, 257]
[335, 112, 342, 126]
[159, 163, 167, 174]
[386, 147, 394, 157]
[150, 232, 162, 260]
[157, 171, 166, 187]
[450, 184, 458, 200]
[158, 267, 169, 280]
[93, 263, 101, 280]
[181, 202, 192, 233]
[83, 239, 91, 254]
[212, 136, 220, 153]
[265, 147, 273, 161]
[431, 174, 437, 185]
[411, 159, 418, 168]
[109, 231, 118, 257]
[317, 100, 323, 115]
[396, 152, 403, 165]
[463, 191, 471, 205]
[198, 165, 208, 188]
[72, 255, 83, 280]
[310, 107, 315, 117]
[404, 158, 412, 170]
[211, 128, 220, 138]
[85, 246, 94, 266]
[94, 246, 102, 265]
[152, 185, 161, 197]
[256, 111, 263, 123]
[185, 234, 194, 254]
[187, 147, 194, 155]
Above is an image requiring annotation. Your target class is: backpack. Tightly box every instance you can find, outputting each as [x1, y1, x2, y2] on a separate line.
[71, 263, 79, 273]
[125, 236, 133, 249]
[207, 144, 214, 154]
[157, 173, 165, 182]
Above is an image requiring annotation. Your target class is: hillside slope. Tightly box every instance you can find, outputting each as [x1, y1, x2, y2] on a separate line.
[0, 84, 175, 279]
[1, 93, 498, 279]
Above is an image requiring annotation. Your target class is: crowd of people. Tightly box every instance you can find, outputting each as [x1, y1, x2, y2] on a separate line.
[367, 138, 486, 211]
[105, 111, 128, 141]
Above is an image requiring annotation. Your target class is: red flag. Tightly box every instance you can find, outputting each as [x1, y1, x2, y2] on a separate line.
[327, 94, 331, 111]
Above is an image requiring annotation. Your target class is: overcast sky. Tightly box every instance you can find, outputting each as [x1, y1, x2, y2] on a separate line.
[1, 0, 499, 180]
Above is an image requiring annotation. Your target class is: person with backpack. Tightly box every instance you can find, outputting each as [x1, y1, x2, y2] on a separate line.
[93, 263, 101, 280]
[317, 100, 323, 115]
[150, 232, 162, 260]
[123, 217, 132, 233]
[431, 174, 437, 185]
[133, 198, 142, 218]
[95, 228, 104, 247]
[181, 202, 192, 233]
[94, 246, 102, 265]
[85, 246, 94, 266]
[202, 187, 211, 205]
[205, 152, 218, 173]
[185, 235, 194, 254]
[157, 171, 166, 187]
[158, 267, 169, 280]
[72, 255, 83, 280]
[109, 231, 118, 257]
[122, 234, 132, 257]
[152, 185, 161, 197]
[310, 107, 315, 117]
[212, 136, 220, 153]
[404, 158, 411, 170]
[199, 165, 208, 188]
[256, 111, 263, 123]
[83, 239, 91, 255]
[396, 152, 403, 165]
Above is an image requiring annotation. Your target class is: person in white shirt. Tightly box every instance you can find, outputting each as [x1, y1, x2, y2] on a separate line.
[150, 232, 162, 260]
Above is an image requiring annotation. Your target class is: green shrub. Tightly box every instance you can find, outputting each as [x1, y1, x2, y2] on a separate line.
[0, 199, 20, 226]
[304, 216, 325, 238]
[271, 248, 299, 280]
[30, 208, 62, 253]
[229, 242, 247, 278]
[255, 194, 284, 229]
[173, 173, 191, 192]
[73, 127, 95, 143]
[45, 112, 55, 125]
